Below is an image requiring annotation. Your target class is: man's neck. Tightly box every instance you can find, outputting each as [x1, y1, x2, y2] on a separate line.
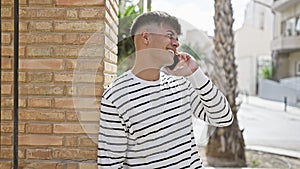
[131, 67, 161, 81]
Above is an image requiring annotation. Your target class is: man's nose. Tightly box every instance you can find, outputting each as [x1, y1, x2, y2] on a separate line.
[172, 39, 179, 48]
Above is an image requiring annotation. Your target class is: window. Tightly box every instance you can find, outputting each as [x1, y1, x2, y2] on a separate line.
[297, 61, 300, 76]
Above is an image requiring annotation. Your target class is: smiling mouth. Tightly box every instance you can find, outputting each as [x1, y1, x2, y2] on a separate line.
[167, 49, 175, 55]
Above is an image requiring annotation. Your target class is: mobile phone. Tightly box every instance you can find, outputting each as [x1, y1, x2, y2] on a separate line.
[167, 54, 180, 70]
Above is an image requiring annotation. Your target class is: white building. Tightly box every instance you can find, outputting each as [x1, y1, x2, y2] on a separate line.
[235, 0, 274, 95]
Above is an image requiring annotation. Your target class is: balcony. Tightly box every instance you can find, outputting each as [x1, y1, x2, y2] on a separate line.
[273, 0, 299, 11]
[272, 35, 300, 51]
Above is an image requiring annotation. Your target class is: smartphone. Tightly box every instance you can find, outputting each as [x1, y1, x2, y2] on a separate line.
[167, 54, 180, 70]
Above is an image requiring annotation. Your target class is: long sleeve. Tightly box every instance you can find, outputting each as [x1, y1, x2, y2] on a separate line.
[186, 68, 233, 127]
[98, 97, 127, 169]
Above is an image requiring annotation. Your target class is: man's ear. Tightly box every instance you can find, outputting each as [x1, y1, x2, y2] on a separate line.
[141, 32, 149, 45]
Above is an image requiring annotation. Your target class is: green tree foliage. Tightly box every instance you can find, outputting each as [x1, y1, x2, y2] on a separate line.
[261, 66, 272, 79]
[118, 2, 141, 64]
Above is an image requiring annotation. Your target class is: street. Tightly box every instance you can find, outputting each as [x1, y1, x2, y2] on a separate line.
[193, 96, 300, 152]
[237, 96, 300, 152]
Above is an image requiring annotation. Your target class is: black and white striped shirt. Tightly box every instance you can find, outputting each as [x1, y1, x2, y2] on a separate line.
[98, 68, 233, 168]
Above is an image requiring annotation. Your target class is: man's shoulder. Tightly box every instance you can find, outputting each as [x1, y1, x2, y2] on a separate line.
[102, 71, 133, 98]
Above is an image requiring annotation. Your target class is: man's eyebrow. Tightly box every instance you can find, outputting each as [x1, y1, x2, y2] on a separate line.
[166, 30, 176, 35]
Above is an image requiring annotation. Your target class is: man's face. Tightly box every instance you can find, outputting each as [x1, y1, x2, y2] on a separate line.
[147, 23, 180, 67]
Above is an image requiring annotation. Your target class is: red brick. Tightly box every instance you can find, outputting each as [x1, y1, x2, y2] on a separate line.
[29, 0, 53, 6]
[19, 162, 64, 169]
[77, 85, 104, 97]
[54, 98, 99, 109]
[1, 47, 13, 57]
[19, 135, 63, 146]
[52, 148, 96, 160]
[1, 57, 12, 70]
[1, 20, 13, 32]
[64, 33, 80, 45]
[75, 111, 100, 122]
[19, 110, 65, 121]
[37, 9, 66, 19]
[64, 59, 77, 70]
[0, 135, 12, 146]
[28, 98, 52, 108]
[20, 21, 30, 32]
[61, 73, 103, 83]
[1, 72, 26, 82]
[1, 33, 12, 45]
[78, 163, 97, 169]
[1, 7, 13, 18]
[1, 123, 25, 133]
[1, 0, 13, 5]
[65, 111, 78, 122]
[54, 21, 105, 32]
[27, 149, 52, 159]
[21, 35, 55, 46]
[56, 0, 105, 6]
[54, 73, 73, 82]
[19, 85, 64, 96]
[104, 61, 117, 74]
[80, 33, 105, 45]
[66, 163, 78, 169]
[19, 8, 37, 18]
[27, 46, 52, 57]
[19, 59, 64, 70]
[104, 73, 116, 86]
[79, 136, 97, 147]
[1, 84, 12, 95]
[0, 162, 11, 169]
[66, 9, 78, 19]
[0, 148, 25, 159]
[64, 136, 78, 147]
[31, 21, 53, 32]
[76, 60, 104, 71]
[1, 97, 27, 108]
[53, 46, 79, 58]
[26, 123, 52, 134]
[79, 7, 105, 19]
[27, 72, 53, 83]
[53, 123, 98, 134]
[66, 86, 75, 96]
[0, 110, 12, 120]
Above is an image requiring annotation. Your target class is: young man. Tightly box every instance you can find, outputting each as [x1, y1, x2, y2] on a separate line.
[98, 11, 233, 168]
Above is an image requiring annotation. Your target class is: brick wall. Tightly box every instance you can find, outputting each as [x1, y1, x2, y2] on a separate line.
[0, 0, 118, 168]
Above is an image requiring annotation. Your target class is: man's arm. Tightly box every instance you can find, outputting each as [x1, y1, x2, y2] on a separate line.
[165, 52, 233, 127]
[98, 97, 127, 168]
[186, 68, 233, 127]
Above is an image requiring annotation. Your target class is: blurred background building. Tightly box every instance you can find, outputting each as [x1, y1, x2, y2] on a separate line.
[234, 0, 274, 95]
[259, 0, 300, 107]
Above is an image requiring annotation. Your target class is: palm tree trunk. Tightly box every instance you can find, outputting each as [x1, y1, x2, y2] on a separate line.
[205, 0, 246, 167]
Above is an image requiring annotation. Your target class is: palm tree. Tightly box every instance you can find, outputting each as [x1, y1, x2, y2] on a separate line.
[205, 0, 246, 167]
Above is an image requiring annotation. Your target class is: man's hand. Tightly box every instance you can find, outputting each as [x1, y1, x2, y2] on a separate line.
[165, 52, 199, 76]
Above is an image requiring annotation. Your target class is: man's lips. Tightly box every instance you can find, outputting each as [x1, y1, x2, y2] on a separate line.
[167, 49, 175, 55]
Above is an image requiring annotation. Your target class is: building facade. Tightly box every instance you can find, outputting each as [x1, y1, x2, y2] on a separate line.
[0, 0, 118, 168]
[272, 0, 300, 79]
[235, 0, 274, 95]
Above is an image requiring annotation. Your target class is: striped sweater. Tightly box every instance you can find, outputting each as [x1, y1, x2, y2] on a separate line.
[98, 68, 233, 168]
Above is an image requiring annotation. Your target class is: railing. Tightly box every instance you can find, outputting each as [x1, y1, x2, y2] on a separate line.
[13, 0, 20, 168]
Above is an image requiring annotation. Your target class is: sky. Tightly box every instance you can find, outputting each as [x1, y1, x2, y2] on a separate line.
[151, 0, 251, 36]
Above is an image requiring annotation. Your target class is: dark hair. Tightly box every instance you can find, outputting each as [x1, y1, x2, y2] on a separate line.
[130, 11, 182, 37]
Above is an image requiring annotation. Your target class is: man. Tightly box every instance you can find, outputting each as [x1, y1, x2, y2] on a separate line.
[98, 11, 233, 168]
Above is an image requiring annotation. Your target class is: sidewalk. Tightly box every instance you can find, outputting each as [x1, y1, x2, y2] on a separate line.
[241, 95, 300, 118]
[205, 96, 300, 169]
[242, 95, 300, 159]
